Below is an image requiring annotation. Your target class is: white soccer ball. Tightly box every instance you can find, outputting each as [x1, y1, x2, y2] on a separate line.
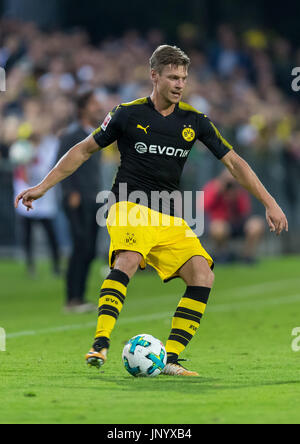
[122, 334, 167, 377]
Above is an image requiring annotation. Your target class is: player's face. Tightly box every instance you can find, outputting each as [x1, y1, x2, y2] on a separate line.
[153, 65, 188, 105]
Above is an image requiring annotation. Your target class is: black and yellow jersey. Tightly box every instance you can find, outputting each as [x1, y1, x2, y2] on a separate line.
[92, 96, 232, 214]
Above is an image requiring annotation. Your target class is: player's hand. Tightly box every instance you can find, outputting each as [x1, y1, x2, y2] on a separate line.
[15, 186, 45, 211]
[266, 203, 288, 236]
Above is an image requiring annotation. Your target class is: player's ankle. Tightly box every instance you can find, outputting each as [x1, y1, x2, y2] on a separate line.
[93, 336, 110, 352]
[167, 352, 179, 364]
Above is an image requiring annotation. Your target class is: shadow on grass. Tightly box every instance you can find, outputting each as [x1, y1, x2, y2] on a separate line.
[83, 375, 300, 395]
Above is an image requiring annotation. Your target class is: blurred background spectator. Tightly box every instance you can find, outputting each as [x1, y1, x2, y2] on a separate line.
[57, 89, 104, 313]
[202, 170, 265, 264]
[0, 0, 299, 270]
[14, 118, 61, 276]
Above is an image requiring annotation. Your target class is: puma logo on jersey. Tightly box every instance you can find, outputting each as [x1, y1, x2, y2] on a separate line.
[137, 124, 150, 134]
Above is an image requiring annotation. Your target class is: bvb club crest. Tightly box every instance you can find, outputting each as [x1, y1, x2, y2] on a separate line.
[182, 126, 196, 142]
[125, 233, 137, 246]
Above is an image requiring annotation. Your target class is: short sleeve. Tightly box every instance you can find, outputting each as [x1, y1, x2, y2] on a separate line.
[92, 105, 128, 148]
[197, 114, 233, 160]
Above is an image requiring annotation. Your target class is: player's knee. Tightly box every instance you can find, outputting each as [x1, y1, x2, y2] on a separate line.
[204, 269, 215, 288]
[183, 257, 215, 287]
[114, 251, 142, 278]
[191, 268, 214, 288]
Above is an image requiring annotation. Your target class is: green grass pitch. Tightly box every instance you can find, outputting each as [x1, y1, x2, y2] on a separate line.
[1, 256, 300, 424]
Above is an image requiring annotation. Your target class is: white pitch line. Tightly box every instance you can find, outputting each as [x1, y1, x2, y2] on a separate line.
[6, 322, 96, 339]
[5, 293, 300, 340]
[163, 277, 300, 303]
[207, 293, 300, 312]
[125, 277, 300, 309]
[219, 277, 300, 300]
[6, 312, 173, 339]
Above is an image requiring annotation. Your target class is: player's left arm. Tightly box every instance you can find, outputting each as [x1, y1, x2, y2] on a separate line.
[221, 150, 288, 235]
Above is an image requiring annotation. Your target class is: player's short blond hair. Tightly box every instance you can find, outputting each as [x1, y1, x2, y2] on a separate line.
[150, 45, 190, 74]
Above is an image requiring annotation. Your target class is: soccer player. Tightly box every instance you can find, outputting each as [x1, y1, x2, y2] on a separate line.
[15, 45, 288, 376]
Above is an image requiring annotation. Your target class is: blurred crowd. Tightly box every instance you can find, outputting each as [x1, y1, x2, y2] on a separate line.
[0, 19, 300, 256]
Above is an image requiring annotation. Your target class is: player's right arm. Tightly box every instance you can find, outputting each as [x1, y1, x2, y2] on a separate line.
[15, 134, 99, 211]
[15, 104, 128, 211]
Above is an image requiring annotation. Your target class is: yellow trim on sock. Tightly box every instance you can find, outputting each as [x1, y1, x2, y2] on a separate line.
[98, 295, 123, 310]
[166, 339, 185, 356]
[101, 279, 127, 295]
[95, 314, 117, 339]
[95, 279, 127, 340]
[178, 298, 207, 315]
[172, 317, 200, 331]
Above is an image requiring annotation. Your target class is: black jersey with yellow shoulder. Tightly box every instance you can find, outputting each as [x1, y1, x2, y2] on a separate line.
[93, 97, 233, 214]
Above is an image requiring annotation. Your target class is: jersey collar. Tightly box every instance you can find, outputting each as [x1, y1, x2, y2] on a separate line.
[147, 96, 178, 117]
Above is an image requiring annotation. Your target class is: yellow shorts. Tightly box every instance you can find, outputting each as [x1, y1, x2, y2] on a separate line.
[107, 202, 213, 282]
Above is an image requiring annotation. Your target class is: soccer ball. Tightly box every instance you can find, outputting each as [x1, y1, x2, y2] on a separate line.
[122, 334, 167, 377]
